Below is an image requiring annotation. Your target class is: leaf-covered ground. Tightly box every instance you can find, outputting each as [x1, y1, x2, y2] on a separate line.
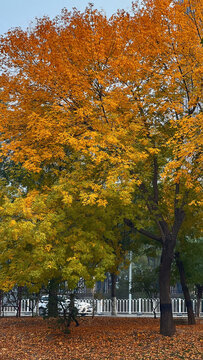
[0, 317, 202, 359]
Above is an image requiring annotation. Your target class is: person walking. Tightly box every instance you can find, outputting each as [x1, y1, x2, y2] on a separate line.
[67, 294, 79, 327]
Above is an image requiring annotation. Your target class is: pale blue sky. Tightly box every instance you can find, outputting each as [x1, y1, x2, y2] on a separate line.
[1, 0, 134, 35]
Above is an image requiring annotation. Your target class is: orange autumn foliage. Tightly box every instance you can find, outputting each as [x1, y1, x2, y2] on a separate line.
[0, 0, 202, 337]
[0, 0, 202, 185]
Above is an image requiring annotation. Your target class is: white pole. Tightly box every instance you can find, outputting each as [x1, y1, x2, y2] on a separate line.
[129, 251, 132, 314]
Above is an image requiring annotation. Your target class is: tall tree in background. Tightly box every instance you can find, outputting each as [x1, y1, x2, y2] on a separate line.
[0, 0, 202, 335]
[175, 203, 202, 325]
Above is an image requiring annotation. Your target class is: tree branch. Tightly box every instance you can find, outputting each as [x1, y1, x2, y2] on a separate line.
[124, 218, 163, 244]
[153, 155, 159, 204]
[172, 185, 185, 238]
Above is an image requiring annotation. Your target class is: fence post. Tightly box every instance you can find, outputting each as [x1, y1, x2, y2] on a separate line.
[96, 300, 101, 314]
[179, 298, 181, 314]
[139, 299, 141, 312]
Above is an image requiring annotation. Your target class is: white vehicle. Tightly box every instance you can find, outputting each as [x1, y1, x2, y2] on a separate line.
[64, 299, 93, 316]
[38, 296, 93, 316]
[38, 295, 49, 315]
[75, 301, 93, 316]
[38, 295, 67, 316]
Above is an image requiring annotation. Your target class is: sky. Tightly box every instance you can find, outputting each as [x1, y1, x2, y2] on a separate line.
[1, 0, 134, 35]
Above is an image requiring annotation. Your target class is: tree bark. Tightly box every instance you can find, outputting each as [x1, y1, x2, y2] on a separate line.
[48, 278, 59, 317]
[111, 273, 117, 316]
[159, 239, 176, 336]
[196, 284, 203, 318]
[175, 252, 196, 325]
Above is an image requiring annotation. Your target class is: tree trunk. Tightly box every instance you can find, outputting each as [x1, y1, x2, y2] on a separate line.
[0, 290, 3, 317]
[196, 284, 203, 318]
[92, 285, 95, 318]
[48, 278, 59, 317]
[16, 286, 22, 317]
[151, 299, 157, 319]
[175, 252, 195, 325]
[159, 239, 176, 336]
[111, 273, 117, 316]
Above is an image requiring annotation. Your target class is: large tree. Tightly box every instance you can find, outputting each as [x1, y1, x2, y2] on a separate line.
[0, 0, 202, 335]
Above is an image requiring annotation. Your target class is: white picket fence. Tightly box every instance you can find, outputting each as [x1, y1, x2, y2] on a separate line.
[94, 298, 203, 316]
[1, 298, 202, 317]
[0, 299, 36, 317]
[85, 298, 203, 317]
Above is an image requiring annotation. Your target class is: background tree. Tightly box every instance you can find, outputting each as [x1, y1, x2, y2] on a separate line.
[173, 202, 203, 324]
[175, 237, 203, 318]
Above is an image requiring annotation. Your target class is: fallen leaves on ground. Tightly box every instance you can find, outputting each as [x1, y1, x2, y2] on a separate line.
[0, 317, 202, 359]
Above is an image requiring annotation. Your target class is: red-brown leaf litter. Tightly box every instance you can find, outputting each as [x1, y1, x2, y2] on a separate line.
[0, 317, 202, 359]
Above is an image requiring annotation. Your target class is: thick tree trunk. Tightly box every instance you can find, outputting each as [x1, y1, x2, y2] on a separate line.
[48, 278, 59, 317]
[175, 252, 195, 325]
[196, 284, 203, 318]
[159, 239, 176, 336]
[111, 273, 117, 316]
